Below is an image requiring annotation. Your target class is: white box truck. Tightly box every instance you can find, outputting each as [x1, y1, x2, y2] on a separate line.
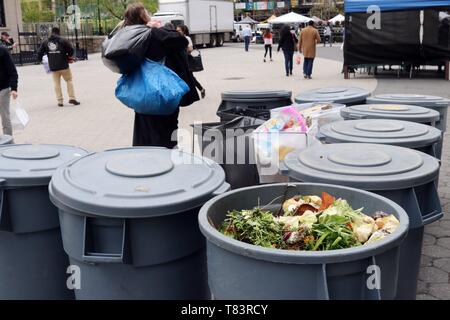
[152, 0, 234, 47]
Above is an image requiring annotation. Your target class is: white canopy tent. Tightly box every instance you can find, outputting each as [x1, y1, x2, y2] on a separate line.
[270, 12, 313, 24]
[329, 14, 345, 24]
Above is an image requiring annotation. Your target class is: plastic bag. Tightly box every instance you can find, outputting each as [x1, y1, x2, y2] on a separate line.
[11, 101, 30, 131]
[102, 24, 152, 74]
[115, 59, 189, 115]
[295, 53, 301, 65]
[42, 55, 51, 74]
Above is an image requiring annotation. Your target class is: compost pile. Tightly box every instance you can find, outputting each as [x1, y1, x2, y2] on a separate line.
[219, 192, 400, 251]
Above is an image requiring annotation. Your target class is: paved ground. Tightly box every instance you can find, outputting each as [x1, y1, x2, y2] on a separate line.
[12, 42, 450, 299]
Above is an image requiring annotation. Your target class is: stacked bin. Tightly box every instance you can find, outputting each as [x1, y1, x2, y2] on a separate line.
[319, 119, 442, 157]
[199, 183, 409, 300]
[192, 117, 264, 189]
[366, 94, 450, 159]
[282, 143, 441, 300]
[294, 87, 371, 106]
[0, 144, 87, 299]
[217, 90, 293, 122]
[49, 147, 229, 299]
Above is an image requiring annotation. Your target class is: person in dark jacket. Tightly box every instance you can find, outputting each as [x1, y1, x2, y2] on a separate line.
[0, 45, 18, 136]
[277, 25, 298, 77]
[37, 27, 80, 107]
[1, 32, 17, 51]
[123, 3, 199, 149]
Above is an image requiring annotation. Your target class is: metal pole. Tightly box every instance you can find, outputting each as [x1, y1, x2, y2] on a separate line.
[72, 0, 80, 51]
[97, 0, 103, 35]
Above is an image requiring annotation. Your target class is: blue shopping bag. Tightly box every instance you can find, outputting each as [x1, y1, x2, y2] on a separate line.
[115, 59, 189, 115]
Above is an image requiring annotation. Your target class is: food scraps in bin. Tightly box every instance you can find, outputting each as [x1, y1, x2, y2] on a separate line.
[219, 192, 400, 251]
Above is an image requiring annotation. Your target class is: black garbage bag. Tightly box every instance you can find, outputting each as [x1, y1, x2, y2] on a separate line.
[191, 117, 265, 189]
[102, 24, 152, 74]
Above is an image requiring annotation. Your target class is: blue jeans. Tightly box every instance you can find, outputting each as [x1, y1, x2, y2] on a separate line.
[283, 50, 294, 75]
[303, 58, 314, 77]
[244, 36, 251, 51]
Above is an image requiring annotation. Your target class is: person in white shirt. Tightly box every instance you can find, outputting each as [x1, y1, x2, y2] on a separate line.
[242, 25, 253, 51]
[323, 23, 332, 47]
[177, 25, 206, 99]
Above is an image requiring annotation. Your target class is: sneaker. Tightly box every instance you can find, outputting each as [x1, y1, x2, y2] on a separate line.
[264, 58, 266, 62]
[69, 99, 81, 106]
[58, 103, 63, 107]
[308, 76, 312, 79]
[303, 74, 307, 79]
[270, 59, 273, 62]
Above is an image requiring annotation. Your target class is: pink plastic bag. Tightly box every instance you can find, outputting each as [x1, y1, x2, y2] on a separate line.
[295, 54, 301, 65]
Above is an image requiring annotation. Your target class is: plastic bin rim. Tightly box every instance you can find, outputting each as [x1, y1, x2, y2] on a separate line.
[198, 183, 409, 265]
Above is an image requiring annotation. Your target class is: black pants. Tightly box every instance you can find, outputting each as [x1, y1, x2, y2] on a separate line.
[264, 45, 272, 59]
[133, 109, 180, 149]
[282, 49, 294, 75]
[192, 75, 204, 91]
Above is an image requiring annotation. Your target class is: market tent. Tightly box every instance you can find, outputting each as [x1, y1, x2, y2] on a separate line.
[345, 0, 450, 13]
[270, 12, 313, 24]
[236, 16, 259, 25]
[312, 16, 324, 23]
[261, 15, 278, 23]
[329, 14, 345, 24]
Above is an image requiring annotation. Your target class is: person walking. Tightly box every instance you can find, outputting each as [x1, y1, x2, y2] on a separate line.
[277, 25, 297, 77]
[177, 25, 206, 99]
[242, 25, 252, 52]
[121, 3, 199, 149]
[0, 45, 18, 136]
[299, 20, 321, 79]
[323, 23, 332, 47]
[263, 29, 273, 62]
[37, 27, 80, 107]
[0, 32, 17, 51]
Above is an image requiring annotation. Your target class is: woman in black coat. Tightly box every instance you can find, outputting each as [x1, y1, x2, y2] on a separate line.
[277, 25, 298, 77]
[123, 3, 199, 148]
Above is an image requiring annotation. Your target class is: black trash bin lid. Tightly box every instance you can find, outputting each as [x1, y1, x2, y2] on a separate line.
[319, 120, 442, 149]
[0, 144, 88, 187]
[49, 147, 227, 218]
[283, 143, 440, 190]
[221, 90, 292, 102]
[294, 87, 371, 104]
[341, 104, 441, 123]
[367, 94, 450, 108]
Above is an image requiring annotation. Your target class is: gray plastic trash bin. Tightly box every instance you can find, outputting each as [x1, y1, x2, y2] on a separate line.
[191, 117, 264, 190]
[341, 104, 441, 126]
[295, 87, 371, 106]
[367, 94, 450, 159]
[49, 147, 229, 300]
[319, 119, 442, 157]
[0, 144, 88, 299]
[218, 90, 293, 122]
[199, 183, 409, 300]
[0, 135, 13, 145]
[282, 143, 442, 300]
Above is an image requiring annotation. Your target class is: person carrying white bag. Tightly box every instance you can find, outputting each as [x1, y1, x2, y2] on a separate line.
[0, 45, 18, 136]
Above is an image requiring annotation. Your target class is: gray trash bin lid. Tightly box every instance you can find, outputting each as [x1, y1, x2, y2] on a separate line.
[341, 104, 441, 124]
[222, 90, 292, 101]
[367, 94, 450, 108]
[283, 143, 440, 190]
[0, 144, 87, 187]
[0, 135, 13, 145]
[319, 120, 442, 149]
[49, 147, 228, 218]
[294, 87, 371, 104]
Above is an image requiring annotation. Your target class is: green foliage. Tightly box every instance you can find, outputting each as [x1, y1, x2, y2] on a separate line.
[21, 1, 55, 22]
[309, 4, 342, 21]
[99, 0, 158, 19]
